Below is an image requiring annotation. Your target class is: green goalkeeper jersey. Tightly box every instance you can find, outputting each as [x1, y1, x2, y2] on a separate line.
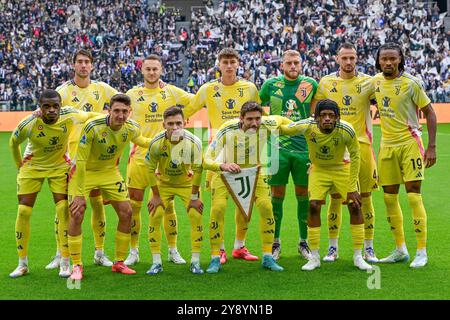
[259, 75, 318, 152]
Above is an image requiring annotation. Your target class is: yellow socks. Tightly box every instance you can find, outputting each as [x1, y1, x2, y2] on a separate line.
[350, 224, 365, 250]
[115, 230, 130, 262]
[68, 234, 83, 266]
[327, 198, 342, 240]
[15, 205, 32, 258]
[361, 196, 375, 240]
[164, 200, 177, 249]
[256, 197, 274, 255]
[384, 193, 405, 247]
[308, 226, 321, 251]
[235, 207, 248, 243]
[55, 200, 69, 258]
[53, 213, 61, 254]
[209, 199, 226, 256]
[188, 208, 203, 253]
[149, 207, 164, 254]
[407, 193, 427, 249]
[130, 199, 142, 249]
[89, 195, 106, 251]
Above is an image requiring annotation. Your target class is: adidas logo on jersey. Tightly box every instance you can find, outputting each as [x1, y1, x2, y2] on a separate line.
[72, 97, 80, 103]
[330, 88, 338, 93]
[37, 131, 46, 138]
[416, 172, 423, 178]
[98, 138, 106, 144]
[137, 96, 145, 102]
[213, 92, 221, 98]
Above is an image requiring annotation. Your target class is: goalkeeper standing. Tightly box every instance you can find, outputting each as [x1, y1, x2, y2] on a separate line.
[259, 50, 318, 260]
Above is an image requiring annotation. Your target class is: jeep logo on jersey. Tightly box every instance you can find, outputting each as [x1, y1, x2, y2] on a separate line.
[149, 102, 158, 112]
[382, 97, 390, 108]
[225, 99, 236, 109]
[107, 145, 117, 154]
[320, 145, 330, 154]
[49, 136, 59, 145]
[82, 103, 93, 112]
[342, 95, 352, 106]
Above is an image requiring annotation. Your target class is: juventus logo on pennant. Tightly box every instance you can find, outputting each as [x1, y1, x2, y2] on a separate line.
[221, 166, 259, 222]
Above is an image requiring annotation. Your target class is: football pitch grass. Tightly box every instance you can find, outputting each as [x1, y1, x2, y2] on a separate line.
[0, 125, 449, 300]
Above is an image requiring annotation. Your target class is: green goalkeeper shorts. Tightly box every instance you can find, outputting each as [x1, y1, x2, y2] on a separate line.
[269, 149, 310, 187]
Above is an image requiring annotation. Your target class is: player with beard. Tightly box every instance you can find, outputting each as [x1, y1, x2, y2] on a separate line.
[373, 43, 436, 268]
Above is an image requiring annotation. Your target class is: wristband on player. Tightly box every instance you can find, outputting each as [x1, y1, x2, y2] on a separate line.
[191, 193, 199, 201]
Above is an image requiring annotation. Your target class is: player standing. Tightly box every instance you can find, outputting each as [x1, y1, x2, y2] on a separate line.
[203, 101, 288, 273]
[124, 55, 194, 266]
[312, 43, 378, 263]
[9, 89, 99, 278]
[280, 99, 372, 271]
[373, 43, 436, 268]
[145, 106, 204, 275]
[47, 49, 118, 269]
[68, 94, 150, 280]
[184, 48, 261, 264]
[259, 50, 317, 260]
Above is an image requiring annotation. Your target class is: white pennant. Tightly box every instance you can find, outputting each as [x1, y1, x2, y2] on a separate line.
[221, 166, 260, 222]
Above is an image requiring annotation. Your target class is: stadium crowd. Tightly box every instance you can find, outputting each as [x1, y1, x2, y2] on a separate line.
[0, 0, 449, 110]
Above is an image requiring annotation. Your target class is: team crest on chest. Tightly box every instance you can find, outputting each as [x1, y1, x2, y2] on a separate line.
[296, 81, 313, 103]
[93, 91, 99, 100]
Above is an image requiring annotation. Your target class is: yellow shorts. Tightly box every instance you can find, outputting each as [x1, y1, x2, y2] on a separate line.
[211, 173, 271, 202]
[126, 157, 151, 190]
[308, 164, 351, 201]
[157, 183, 196, 208]
[378, 140, 425, 186]
[17, 166, 69, 195]
[359, 143, 379, 193]
[69, 168, 129, 201]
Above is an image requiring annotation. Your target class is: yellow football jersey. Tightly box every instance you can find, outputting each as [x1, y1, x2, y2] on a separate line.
[9, 107, 97, 170]
[56, 80, 118, 157]
[126, 81, 194, 160]
[315, 72, 375, 145]
[56, 80, 118, 112]
[73, 115, 150, 195]
[145, 130, 203, 187]
[372, 72, 431, 147]
[280, 118, 360, 191]
[183, 78, 261, 140]
[204, 115, 291, 172]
